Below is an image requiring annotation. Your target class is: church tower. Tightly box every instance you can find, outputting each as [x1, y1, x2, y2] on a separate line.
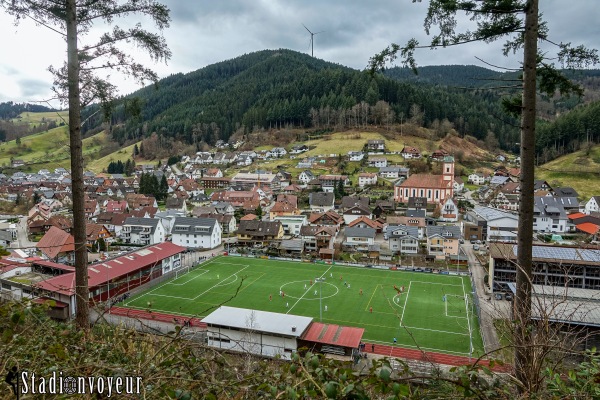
[442, 155, 455, 183]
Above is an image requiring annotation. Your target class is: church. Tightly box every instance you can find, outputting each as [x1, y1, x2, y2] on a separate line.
[394, 156, 455, 206]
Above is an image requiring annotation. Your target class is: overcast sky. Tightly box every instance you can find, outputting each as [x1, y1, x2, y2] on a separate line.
[0, 0, 598, 108]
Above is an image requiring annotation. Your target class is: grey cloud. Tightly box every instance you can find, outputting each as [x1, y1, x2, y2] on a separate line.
[18, 78, 52, 97]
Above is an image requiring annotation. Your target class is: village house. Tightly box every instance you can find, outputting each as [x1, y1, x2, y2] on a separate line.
[348, 151, 364, 161]
[343, 227, 376, 251]
[318, 175, 349, 193]
[342, 205, 373, 225]
[378, 166, 409, 179]
[439, 198, 459, 222]
[236, 220, 283, 244]
[367, 156, 387, 168]
[400, 145, 421, 159]
[426, 225, 462, 260]
[309, 192, 335, 212]
[468, 173, 487, 185]
[367, 139, 385, 151]
[357, 173, 377, 188]
[385, 225, 420, 255]
[171, 217, 222, 249]
[36, 226, 75, 264]
[121, 217, 165, 246]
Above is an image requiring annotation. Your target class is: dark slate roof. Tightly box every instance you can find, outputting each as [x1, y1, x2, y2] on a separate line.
[553, 187, 579, 198]
[426, 225, 462, 239]
[309, 192, 335, 207]
[340, 196, 369, 209]
[344, 227, 376, 239]
[123, 217, 161, 234]
[237, 220, 282, 237]
[172, 217, 217, 236]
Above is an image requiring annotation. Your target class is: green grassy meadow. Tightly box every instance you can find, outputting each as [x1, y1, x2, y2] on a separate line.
[124, 256, 483, 356]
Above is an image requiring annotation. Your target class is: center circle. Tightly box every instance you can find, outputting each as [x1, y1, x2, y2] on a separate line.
[279, 280, 339, 300]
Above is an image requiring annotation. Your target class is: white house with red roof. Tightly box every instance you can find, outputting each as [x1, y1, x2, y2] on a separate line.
[394, 156, 455, 206]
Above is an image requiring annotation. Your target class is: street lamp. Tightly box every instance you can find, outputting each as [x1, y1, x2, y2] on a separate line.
[316, 277, 325, 322]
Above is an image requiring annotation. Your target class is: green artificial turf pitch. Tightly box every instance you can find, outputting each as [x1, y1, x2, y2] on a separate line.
[123, 256, 484, 356]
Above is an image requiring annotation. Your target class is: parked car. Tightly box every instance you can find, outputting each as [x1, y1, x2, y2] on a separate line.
[494, 293, 503, 300]
[473, 244, 480, 251]
[505, 293, 513, 301]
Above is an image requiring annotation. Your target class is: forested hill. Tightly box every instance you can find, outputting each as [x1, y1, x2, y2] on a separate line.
[383, 65, 504, 88]
[0, 102, 54, 119]
[93, 49, 524, 148]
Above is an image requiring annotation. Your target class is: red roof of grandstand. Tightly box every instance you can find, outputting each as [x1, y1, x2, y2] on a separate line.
[302, 322, 364, 348]
[35, 242, 186, 296]
[32, 259, 76, 272]
[0, 258, 29, 273]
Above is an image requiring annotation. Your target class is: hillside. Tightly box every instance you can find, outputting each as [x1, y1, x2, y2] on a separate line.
[0, 127, 111, 173]
[82, 49, 520, 152]
[536, 144, 600, 200]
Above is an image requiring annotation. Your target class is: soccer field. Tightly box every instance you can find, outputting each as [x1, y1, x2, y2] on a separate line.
[123, 256, 484, 356]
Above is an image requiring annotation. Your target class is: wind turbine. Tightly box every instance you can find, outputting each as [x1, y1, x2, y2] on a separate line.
[302, 23, 324, 57]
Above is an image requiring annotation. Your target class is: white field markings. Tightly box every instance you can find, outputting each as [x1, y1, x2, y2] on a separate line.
[169, 269, 209, 286]
[399, 281, 412, 327]
[286, 265, 333, 314]
[132, 265, 251, 302]
[444, 294, 469, 319]
[461, 277, 473, 353]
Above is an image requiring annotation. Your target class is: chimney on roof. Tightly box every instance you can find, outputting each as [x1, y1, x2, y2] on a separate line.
[291, 326, 296, 332]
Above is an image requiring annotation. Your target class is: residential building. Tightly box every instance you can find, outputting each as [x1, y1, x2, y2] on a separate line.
[468, 173, 487, 185]
[584, 196, 600, 215]
[121, 217, 165, 245]
[342, 205, 372, 225]
[378, 166, 410, 179]
[533, 196, 568, 233]
[273, 215, 308, 236]
[343, 227, 376, 251]
[426, 225, 462, 260]
[171, 217, 222, 249]
[348, 151, 364, 161]
[36, 226, 75, 264]
[318, 175, 349, 193]
[357, 173, 377, 188]
[300, 225, 337, 254]
[309, 192, 335, 212]
[367, 156, 387, 168]
[236, 220, 283, 244]
[439, 198, 459, 222]
[367, 139, 385, 151]
[194, 213, 237, 234]
[298, 170, 316, 185]
[385, 225, 419, 254]
[400, 145, 421, 159]
[308, 211, 343, 227]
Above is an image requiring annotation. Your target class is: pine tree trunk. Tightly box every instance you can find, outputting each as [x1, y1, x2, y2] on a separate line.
[515, 0, 538, 392]
[66, 0, 90, 329]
